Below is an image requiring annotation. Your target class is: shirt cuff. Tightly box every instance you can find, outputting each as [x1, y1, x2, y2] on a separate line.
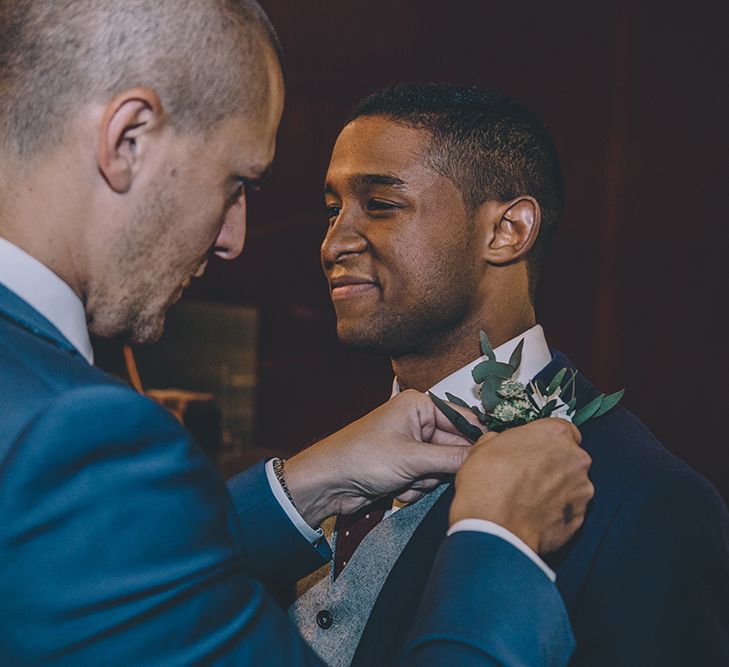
[447, 519, 556, 582]
[264, 459, 324, 546]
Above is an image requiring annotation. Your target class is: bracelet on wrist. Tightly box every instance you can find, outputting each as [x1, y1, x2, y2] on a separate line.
[272, 457, 297, 509]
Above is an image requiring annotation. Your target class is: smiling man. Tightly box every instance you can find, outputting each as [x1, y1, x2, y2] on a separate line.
[0, 3, 599, 665]
[289, 84, 729, 666]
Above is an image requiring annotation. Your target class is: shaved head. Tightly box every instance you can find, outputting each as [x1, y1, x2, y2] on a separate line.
[0, 0, 282, 159]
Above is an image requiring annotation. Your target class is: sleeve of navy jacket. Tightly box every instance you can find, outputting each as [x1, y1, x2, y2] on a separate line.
[403, 531, 575, 667]
[0, 385, 325, 665]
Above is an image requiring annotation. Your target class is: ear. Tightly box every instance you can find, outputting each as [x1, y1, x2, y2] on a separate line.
[97, 87, 165, 193]
[480, 196, 541, 264]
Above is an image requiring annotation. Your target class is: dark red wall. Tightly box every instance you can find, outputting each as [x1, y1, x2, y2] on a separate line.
[187, 0, 729, 500]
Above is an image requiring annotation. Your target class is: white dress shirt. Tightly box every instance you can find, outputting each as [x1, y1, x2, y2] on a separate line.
[392, 324, 557, 582]
[0, 237, 94, 363]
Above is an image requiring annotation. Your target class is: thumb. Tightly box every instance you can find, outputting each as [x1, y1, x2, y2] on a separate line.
[409, 442, 471, 477]
[475, 431, 499, 446]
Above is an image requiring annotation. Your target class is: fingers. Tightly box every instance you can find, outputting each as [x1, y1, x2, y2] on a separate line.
[394, 476, 443, 504]
[397, 389, 483, 443]
[408, 442, 471, 476]
[395, 489, 424, 504]
[550, 417, 583, 445]
[429, 428, 475, 447]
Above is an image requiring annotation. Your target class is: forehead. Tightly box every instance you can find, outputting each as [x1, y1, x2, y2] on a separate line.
[203, 92, 281, 175]
[201, 55, 284, 173]
[327, 117, 435, 185]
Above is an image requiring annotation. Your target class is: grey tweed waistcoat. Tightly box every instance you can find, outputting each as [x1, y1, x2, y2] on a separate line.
[288, 485, 448, 667]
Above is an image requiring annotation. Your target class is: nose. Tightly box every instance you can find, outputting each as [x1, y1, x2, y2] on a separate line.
[320, 206, 368, 269]
[214, 194, 247, 260]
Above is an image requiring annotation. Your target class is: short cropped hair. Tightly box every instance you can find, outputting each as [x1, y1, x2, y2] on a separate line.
[347, 84, 564, 294]
[0, 0, 282, 159]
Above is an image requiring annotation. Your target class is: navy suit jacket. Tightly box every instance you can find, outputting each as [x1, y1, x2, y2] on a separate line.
[0, 282, 575, 666]
[349, 352, 729, 667]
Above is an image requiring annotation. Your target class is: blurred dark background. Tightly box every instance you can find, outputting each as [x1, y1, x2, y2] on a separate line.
[114, 0, 728, 501]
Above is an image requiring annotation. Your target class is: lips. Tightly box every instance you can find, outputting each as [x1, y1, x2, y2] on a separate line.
[193, 260, 208, 278]
[329, 274, 379, 300]
[180, 259, 209, 291]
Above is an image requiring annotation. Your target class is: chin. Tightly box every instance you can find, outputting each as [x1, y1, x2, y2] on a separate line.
[336, 322, 389, 353]
[128, 317, 166, 345]
[118, 304, 167, 346]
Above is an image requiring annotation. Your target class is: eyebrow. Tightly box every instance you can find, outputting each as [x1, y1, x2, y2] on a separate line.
[325, 172, 407, 195]
[248, 164, 272, 181]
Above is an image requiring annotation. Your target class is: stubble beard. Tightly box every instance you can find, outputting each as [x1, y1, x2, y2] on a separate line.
[336, 280, 474, 358]
[89, 184, 180, 345]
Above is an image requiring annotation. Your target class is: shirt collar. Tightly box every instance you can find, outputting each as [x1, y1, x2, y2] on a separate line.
[392, 324, 551, 400]
[0, 237, 94, 364]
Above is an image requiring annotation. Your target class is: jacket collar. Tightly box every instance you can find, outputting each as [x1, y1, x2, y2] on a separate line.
[0, 282, 81, 358]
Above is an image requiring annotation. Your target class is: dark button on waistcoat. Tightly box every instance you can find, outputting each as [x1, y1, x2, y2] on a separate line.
[316, 609, 333, 629]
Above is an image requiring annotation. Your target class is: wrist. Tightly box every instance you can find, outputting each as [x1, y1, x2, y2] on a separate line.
[271, 457, 296, 507]
[449, 504, 539, 553]
[285, 447, 340, 527]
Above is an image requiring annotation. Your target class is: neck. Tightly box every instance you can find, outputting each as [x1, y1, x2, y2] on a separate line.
[392, 294, 536, 392]
[0, 156, 91, 301]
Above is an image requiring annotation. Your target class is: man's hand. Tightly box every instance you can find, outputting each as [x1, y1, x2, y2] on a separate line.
[284, 390, 474, 527]
[450, 419, 594, 554]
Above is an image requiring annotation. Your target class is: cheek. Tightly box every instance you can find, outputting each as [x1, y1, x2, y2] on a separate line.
[392, 240, 470, 300]
[182, 198, 226, 246]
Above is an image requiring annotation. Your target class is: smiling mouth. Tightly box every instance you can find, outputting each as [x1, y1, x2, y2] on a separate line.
[329, 277, 379, 300]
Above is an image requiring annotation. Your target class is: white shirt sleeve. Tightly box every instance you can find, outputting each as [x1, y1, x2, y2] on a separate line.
[264, 459, 325, 546]
[448, 518, 556, 582]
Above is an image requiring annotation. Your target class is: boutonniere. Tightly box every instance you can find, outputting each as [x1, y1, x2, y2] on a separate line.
[429, 331, 624, 442]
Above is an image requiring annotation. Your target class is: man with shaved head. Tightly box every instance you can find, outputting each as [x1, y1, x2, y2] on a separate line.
[0, 2, 595, 664]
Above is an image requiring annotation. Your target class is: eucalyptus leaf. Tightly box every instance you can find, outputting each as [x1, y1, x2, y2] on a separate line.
[480, 375, 502, 411]
[445, 392, 470, 409]
[429, 392, 483, 442]
[573, 394, 604, 426]
[485, 418, 508, 433]
[540, 398, 558, 417]
[472, 360, 514, 383]
[559, 370, 577, 402]
[594, 389, 625, 417]
[566, 397, 577, 414]
[547, 368, 568, 396]
[507, 339, 525, 372]
[479, 330, 494, 360]
[470, 405, 486, 421]
[536, 379, 548, 397]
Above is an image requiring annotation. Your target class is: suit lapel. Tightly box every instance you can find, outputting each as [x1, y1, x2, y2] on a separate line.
[533, 352, 604, 574]
[0, 282, 81, 358]
[533, 351, 600, 412]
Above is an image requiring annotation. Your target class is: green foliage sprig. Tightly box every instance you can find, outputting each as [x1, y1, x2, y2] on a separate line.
[429, 331, 624, 442]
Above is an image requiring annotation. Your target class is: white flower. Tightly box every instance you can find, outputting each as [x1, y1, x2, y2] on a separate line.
[492, 402, 520, 422]
[513, 399, 537, 415]
[526, 380, 573, 423]
[497, 379, 527, 399]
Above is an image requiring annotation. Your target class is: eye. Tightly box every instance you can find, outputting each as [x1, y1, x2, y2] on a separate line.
[226, 176, 261, 209]
[235, 176, 262, 197]
[325, 203, 341, 222]
[366, 199, 399, 213]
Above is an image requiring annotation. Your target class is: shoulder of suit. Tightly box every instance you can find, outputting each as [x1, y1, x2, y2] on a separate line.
[3, 384, 190, 475]
[581, 404, 727, 523]
[29, 384, 183, 441]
